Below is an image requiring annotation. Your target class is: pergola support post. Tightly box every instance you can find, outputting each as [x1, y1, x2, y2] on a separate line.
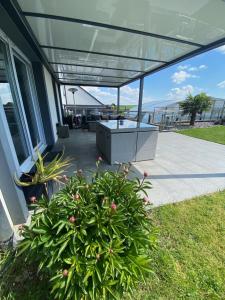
[137, 77, 144, 122]
[117, 87, 120, 114]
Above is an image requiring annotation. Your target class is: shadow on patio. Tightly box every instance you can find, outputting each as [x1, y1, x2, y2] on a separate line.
[55, 129, 142, 179]
[55, 129, 225, 206]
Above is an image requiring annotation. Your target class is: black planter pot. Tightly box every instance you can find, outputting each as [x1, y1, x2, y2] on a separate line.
[18, 173, 53, 204]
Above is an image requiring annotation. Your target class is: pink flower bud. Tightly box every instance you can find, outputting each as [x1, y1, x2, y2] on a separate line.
[18, 224, 24, 231]
[143, 196, 151, 205]
[63, 269, 68, 277]
[69, 216, 76, 223]
[124, 168, 129, 174]
[96, 253, 101, 260]
[63, 175, 68, 181]
[109, 248, 113, 254]
[97, 156, 103, 161]
[111, 202, 117, 211]
[30, 196, 37, 204]
[77, 169, 83, 176]
[144, 171, 149, 177]
[73, 194, 80, 200]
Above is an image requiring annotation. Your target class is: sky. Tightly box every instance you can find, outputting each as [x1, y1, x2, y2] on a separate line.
[83, 45, 225, 106]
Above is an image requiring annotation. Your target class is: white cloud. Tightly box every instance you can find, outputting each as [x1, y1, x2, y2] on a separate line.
[188, 67, 198, 72]
[120, 86, 140, 105]
[120, 85, 139, 98]
[217, 80, 225, 88]
[168, 85, 194, 101]
[199, 64, 207, 70]
[177, 65, 189, 70]
[83, 86, 116, 97]
[171, 70, 198, 84]
[82, 86, 117, 104]
[82, 85, 143, 105]
[172, 71, 190, 84]
[177, 64, 207, 74]
[217, 45, 225, 54]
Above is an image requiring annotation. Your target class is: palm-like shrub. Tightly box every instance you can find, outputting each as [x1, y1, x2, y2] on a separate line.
[15, 150, 71, 201]
[15, 150, 71, 187]
[18, 163, 157, 300]
[180, 93, 212, 125]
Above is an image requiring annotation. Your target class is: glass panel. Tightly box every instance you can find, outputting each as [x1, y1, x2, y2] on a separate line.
[57, 72, 131, 80]
[0, 41, 29, 164]
[60, 78, 119, 87]
[51, 63, 141, 78]
[43, 48, 163, 73]
[18, 0, 225, 45]
[14, 56, 40, 147]
[26, 17, 197, 62]
[57, 73, 126, 84]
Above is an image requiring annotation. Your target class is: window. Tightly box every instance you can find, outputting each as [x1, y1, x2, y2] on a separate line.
[0, 31, 45, 172]
[14, 55, 40, 148]
[0, 40, 29, 164]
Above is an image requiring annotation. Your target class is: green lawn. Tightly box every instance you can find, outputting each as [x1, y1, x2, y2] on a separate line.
[132, 191, 225, 300]
[178, 125, 225, 145]
[1, 191, 225, 299]
[119, 105, 135, 111]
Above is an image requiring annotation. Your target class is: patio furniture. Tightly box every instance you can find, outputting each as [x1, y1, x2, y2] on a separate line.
[57, 124, 69, 138]
[96, 120, 159, 164]
[88, 121, 97, 132]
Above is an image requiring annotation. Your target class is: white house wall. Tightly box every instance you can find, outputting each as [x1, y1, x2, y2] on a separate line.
[61, 86, 103, 107]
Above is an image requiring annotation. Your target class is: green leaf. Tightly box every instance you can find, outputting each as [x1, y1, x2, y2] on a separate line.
[56, 221, 66, 235]
[58, 239, 70, 258]
[66, 268, 73, 291]
[87, 217, 96, 224]
[105, 286, 119, 300]
[32, 227, 47, 234]
[16, 240, 31, 256]
[95, 267, 102, 282]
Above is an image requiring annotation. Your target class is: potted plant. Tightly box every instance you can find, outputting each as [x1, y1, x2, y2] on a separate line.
[15, 150, 70, 205]
[17, 159, 157, 300]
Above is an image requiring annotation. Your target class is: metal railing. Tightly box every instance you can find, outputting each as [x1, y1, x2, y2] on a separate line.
[63, 99, 225, 130]
[124, 100, 225, 129]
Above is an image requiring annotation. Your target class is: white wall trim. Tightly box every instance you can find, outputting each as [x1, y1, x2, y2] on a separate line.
[0, 189, 14, 229]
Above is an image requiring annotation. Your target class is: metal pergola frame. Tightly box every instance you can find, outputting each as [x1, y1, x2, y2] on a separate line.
[41, 45, 167, 64]
[14, 8, 225, 88]
[2, 0, 225, 122]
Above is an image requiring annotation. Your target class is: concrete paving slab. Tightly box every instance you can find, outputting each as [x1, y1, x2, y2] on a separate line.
[57, 130, 225, 206]
[133, 132, 225, 205]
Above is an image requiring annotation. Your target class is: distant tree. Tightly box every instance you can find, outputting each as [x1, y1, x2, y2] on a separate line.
[180, 93, 212, 126]
[111, 103, 116, 110]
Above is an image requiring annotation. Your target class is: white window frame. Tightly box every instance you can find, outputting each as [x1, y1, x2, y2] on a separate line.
[0, 29, 46, 175]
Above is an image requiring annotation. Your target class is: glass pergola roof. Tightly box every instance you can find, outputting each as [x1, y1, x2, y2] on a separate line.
[16, 0, 225, 87]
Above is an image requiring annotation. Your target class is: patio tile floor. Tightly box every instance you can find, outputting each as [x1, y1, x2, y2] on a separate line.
[56, 129, 225, 206]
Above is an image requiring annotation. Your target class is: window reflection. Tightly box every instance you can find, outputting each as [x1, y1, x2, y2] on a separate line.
[0, 41, 29, 164]
[14, 56, 40, 147]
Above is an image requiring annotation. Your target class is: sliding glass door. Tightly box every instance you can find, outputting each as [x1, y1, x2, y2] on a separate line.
[0, 33, 45, 172]
[0, 40, 29, 164]
[14, 55, 41, 148]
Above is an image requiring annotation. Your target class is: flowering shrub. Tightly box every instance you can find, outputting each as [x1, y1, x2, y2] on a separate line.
[18, 162, 157, 300]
